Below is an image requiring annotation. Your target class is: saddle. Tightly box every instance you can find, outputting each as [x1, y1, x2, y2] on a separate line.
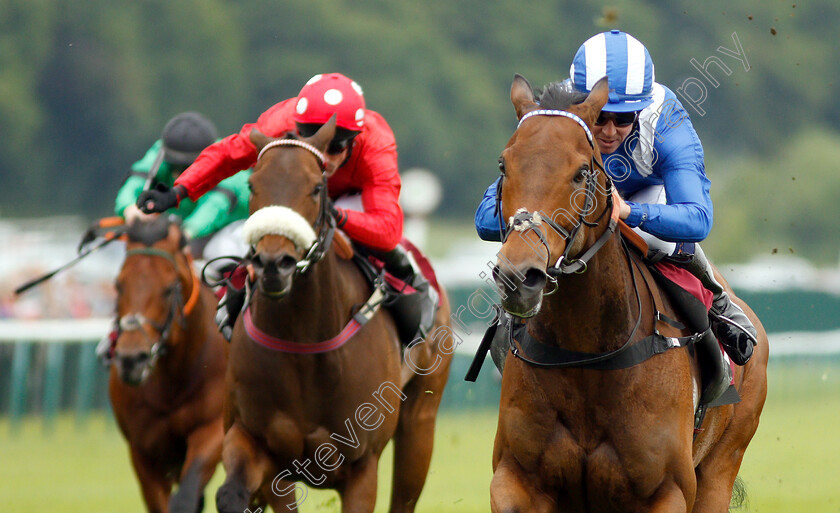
[349, 237, 441, 346]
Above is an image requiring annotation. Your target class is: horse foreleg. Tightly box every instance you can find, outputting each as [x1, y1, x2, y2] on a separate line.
[490, 457, 554, 513]
[129, 448, 172, 513]
[693, 376, 765, 511]
[216, 422, 274, 513]
[338, 453, 380, 513]
[169, 419, 224, 513]
[263, 478, 303, 512]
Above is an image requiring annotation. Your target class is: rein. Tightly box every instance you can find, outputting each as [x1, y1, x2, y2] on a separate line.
[242, 136, 384, 353]
[493, 109, 702, 369]
[508, 240, 702, 368]
[116, 247, 201, 374]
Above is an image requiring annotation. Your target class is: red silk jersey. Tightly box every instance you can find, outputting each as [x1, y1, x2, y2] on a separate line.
[175, 98, 403, 251]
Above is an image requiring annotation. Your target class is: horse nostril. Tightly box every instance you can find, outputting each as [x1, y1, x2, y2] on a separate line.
[255, 254, 297, 275]
[118, 352, 152, 372]
[121, 351, 150, 370]
[278, 255, 297, 273]
[250, 254, 266, 271]
[522, 268, 547, 291]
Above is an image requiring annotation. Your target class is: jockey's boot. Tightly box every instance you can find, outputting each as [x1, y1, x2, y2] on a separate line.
[215, 285, 246, 342]
[685, 245, 757, 365]
[696, 325, 733, 405]
[378, 245, 439, 344]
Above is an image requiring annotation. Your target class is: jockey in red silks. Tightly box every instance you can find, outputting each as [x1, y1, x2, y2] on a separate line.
[138, 73, 437, 341]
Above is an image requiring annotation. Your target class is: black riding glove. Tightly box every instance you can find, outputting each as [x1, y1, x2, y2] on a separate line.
[137, 184, 187, 213]
[329, 203, 348, 227]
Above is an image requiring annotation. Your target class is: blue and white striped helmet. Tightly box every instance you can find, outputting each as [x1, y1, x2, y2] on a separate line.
[570, 30, 655, 112]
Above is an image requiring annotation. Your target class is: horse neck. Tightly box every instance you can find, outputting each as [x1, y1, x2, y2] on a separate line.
[532, 234, 640, 352]
[251, 249, 354, 342]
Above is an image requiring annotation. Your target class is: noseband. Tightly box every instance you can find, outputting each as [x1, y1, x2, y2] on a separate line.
[499, 109, 619, 276]
[241, 137, 388, 354]
[249, 138, 336, 276]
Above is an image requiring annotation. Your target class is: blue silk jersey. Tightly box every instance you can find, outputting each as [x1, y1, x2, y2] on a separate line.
[475, 83, 713, 244]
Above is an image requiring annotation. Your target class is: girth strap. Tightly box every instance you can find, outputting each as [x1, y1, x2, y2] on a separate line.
[464, 238, 704, 379]
[508, 322, 703, 370]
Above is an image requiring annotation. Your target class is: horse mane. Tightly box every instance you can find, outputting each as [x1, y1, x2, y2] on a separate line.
[537, 80, 588, 110]
[127, 215, 186, 248]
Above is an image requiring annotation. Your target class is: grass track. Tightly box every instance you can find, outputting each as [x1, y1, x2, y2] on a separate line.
[1, 358, 838, 512]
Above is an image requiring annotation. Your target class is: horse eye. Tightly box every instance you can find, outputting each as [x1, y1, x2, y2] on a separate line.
[312, 183, 323, 196]
[573, 169, 587, 184]
[498, 158, 506, 175]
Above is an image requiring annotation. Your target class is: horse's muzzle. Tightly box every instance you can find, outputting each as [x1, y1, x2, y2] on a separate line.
[252, 252, 297, 298]
[493, 263, 547, 318]
[115, 349, 152, 386]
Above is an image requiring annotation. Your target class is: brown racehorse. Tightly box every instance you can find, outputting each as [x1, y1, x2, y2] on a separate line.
[488, 75, 768, 512]
[109, 216, 228, 513]
[214, 119, 453, 513]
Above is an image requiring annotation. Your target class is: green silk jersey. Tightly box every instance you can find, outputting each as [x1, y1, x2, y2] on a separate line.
[114, 140, 251, 239]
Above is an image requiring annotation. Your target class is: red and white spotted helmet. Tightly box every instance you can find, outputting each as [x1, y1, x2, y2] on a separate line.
[293, 73, 366, 132]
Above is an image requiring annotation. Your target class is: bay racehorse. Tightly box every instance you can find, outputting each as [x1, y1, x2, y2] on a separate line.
[214, 118, 453, 513]
[488, 75, 768, 512]
[109, 216, 227, 513]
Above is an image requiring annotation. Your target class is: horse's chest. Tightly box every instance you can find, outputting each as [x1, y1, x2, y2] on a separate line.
[506, 411, 674, 506]
[501, 385, 674, 503]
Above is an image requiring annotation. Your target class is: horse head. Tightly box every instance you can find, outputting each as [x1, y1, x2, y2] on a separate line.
[494, 74, 614, 318]
[113, 216, 198, 385]
[243, 117, 337, 299]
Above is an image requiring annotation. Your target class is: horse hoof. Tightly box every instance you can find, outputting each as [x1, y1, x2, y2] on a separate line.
[216, 482, 249, 513]
[169, 491, 200, 513]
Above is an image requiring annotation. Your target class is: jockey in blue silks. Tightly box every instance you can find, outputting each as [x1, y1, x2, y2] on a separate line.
[475, 30, 757, 365]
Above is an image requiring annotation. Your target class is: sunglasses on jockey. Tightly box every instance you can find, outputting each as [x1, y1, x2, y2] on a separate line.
[595, 110, 639, 127]
[325, 136, 355, 155]
[297, 123, 358, 155]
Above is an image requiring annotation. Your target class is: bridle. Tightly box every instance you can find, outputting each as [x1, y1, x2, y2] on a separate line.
[251, 137, 336, 276]
[239, 136, 387, 353]
[115, 246, 200, 375]
[486, 110, 701, 371]
[497, 109, 620, 277]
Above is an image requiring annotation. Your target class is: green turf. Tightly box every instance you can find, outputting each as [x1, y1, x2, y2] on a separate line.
[1, 358, 838, 512]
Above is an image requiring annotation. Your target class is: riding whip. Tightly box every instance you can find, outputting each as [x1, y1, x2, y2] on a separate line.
[14, 218, 126, 295]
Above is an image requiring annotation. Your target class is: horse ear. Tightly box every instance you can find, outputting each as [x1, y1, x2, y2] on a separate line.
[582, 76, 610, 121]
[511, 74, 538, 120]
[307, 114, 337, 152]
[249, 129, 271, 152]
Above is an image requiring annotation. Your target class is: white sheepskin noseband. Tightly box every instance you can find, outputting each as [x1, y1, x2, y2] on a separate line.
[242, 206, 316, 250]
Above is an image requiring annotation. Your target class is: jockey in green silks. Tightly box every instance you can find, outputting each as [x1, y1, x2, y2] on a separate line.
[115, 112, 251, 243]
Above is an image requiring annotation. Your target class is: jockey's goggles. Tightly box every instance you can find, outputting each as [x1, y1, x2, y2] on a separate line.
[595, 111, 638, 127]
[296, 122, 357, 155]
[326, 135, 355, 155]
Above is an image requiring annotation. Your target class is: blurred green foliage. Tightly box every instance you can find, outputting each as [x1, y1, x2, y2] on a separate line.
[0, 0, 837, 263]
